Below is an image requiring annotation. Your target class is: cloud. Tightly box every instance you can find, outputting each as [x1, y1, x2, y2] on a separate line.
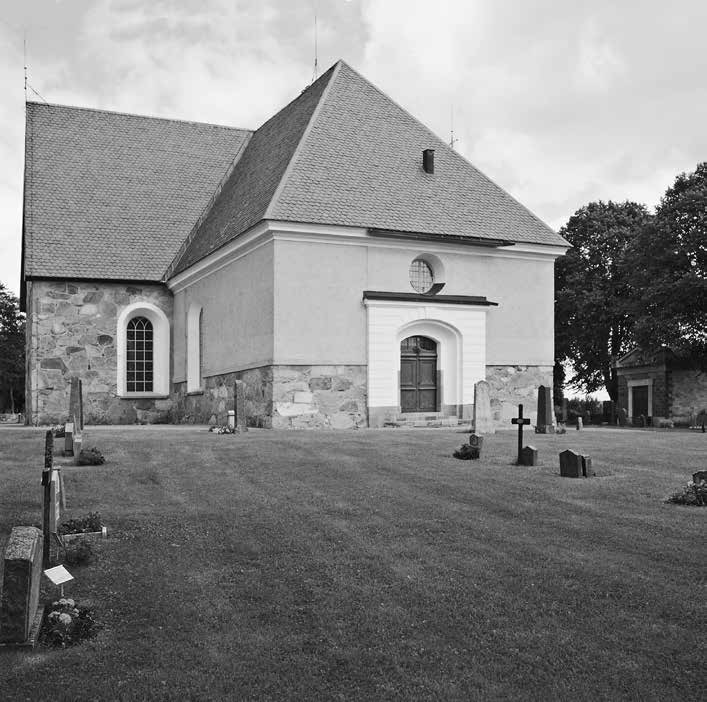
[0, 0, 705, 296]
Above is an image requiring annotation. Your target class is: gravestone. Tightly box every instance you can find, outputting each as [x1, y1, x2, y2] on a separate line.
[234, 380, 248, 433]
[559, 449, 593, 478]
[473, 380, 495, 434]
[617, 407, 627, 427]
[559, 449, 583, 478]
[576, 417, 583, 430]
[468, 433, 484, 455]
[42, 430, 53, 567]
[0, 527, 44, 644]
[64, 421, 75, 456]
[49, 470, 61, 534]
[69, 377, 83, 431]
[582, 455, 595, 477]
[602, 401, 615, 424]
[520, 445, 538, 466]
[535, 385, 554, 434]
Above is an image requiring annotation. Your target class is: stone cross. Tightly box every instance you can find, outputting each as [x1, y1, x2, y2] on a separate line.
[535, 385, 554, 433]
[511, 404, 531, 465]
[0, 526, 44, 644]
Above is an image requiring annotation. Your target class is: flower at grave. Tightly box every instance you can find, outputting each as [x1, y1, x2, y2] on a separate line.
[65, 598, 75, 607]
[59, 613, 73, 626]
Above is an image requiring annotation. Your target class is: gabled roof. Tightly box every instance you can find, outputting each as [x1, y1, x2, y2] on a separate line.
[23, 103, 251, 280]
[171, 60, 566, 276]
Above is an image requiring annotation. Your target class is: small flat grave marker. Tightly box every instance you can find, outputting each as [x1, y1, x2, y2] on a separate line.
[559, 449, 594, 478]
[520, 445, 538, 466]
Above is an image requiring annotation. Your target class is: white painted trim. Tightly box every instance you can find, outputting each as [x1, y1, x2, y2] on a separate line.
[116, 302, 170, 397]
[167, 220, 568, 293]
[186, 303, 202, 392]
[366, 301, 486, 411]
[627, 378, 654, 417]
[364, 299, 494, 313]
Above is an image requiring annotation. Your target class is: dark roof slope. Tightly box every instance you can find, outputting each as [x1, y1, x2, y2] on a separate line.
[23, 103, 251, 280]
[170, 65, 336, 275]
[270, 62, 565, 247]
[170, 60, 566, 276]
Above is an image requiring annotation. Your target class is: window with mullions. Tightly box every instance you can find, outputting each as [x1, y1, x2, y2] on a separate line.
[409, 259, 434, 293]
[126, 316, 154, 392]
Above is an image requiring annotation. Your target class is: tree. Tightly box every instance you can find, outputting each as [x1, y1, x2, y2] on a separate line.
[628, 163, 707, 356]
[554, 201, 651, 402]
[0, 282, 25, 413]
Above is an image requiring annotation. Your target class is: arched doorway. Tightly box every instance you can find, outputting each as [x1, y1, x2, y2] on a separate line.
[400, 335, 438, 412]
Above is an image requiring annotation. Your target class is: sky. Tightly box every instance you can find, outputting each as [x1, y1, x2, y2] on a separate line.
[0, 0, 706, 298]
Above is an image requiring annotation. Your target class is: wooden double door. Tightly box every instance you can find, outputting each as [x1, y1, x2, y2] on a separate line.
[400, 336, 438, 413]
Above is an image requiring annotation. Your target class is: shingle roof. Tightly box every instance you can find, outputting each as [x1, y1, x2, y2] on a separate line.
[170, 60, 566, 275]
[23, 103, 251, 280]
[170, 64, 336, 274]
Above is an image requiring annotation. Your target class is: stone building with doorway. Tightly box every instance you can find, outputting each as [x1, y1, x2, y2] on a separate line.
[615, 347, 707, 426]
[20, 60, 568, 428]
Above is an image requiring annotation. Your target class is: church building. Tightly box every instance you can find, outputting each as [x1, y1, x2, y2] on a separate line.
[20, 60, 569, 429]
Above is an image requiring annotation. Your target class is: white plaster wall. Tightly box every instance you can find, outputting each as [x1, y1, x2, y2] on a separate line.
[367, 244, 555, 366]
[273, 239, 367, 364]
[172, 241, 274, 381]
[366, 301, 487, 409]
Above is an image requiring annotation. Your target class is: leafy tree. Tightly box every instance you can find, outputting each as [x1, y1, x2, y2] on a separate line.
[627, 163, 707, 356]
[0, 282, 25, 413]
[555, 201, 651, 401]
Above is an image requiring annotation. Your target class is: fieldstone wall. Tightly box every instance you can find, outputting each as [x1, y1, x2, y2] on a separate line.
[670, 368, 707, 424]
[26, 280, 173, 425]
[172, 364, 367, 429]
[173, 366, 273, 427]
[271, 365, 367, 429]
[485, 365, 554, 429]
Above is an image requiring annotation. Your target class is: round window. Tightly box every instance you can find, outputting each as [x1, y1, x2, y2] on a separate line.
[409, 259, 433, 293]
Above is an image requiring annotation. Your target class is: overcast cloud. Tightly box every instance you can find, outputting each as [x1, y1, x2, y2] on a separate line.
[0, 0, 705, 295]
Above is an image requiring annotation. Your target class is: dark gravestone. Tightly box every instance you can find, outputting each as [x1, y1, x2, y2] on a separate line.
[559, 450, 583, 478]
[453, 444, 479, 460]
[535, 385, 554, 433]
[64, 421, 75, 456]
[234, 380, 248, 432]
[520, 445, 538, 466]
[0, 527, 44, 644]
[468, 433, 484, 454]
[617, 408, 627, 427]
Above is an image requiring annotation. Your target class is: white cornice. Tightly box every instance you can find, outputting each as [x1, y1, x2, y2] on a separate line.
[167, 219, 569, 293]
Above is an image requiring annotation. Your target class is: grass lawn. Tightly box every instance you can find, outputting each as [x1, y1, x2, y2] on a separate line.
[0, 425, 704, 701]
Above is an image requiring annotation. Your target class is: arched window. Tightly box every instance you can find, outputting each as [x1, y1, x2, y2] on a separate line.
[116, 302, 170, 397]
[126, 316, 154, 392]
[187, 304, 203, 392]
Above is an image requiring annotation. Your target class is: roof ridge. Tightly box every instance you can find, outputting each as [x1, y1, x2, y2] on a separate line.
[264, 61, 343, 220]
[331, 63, 563, 244]
[25, 101, 254, 133]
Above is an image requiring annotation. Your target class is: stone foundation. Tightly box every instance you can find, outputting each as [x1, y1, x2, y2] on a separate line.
[485, 365, 554, 429]
[26, 280, 174, 425]
[173, 365, 367, 429]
